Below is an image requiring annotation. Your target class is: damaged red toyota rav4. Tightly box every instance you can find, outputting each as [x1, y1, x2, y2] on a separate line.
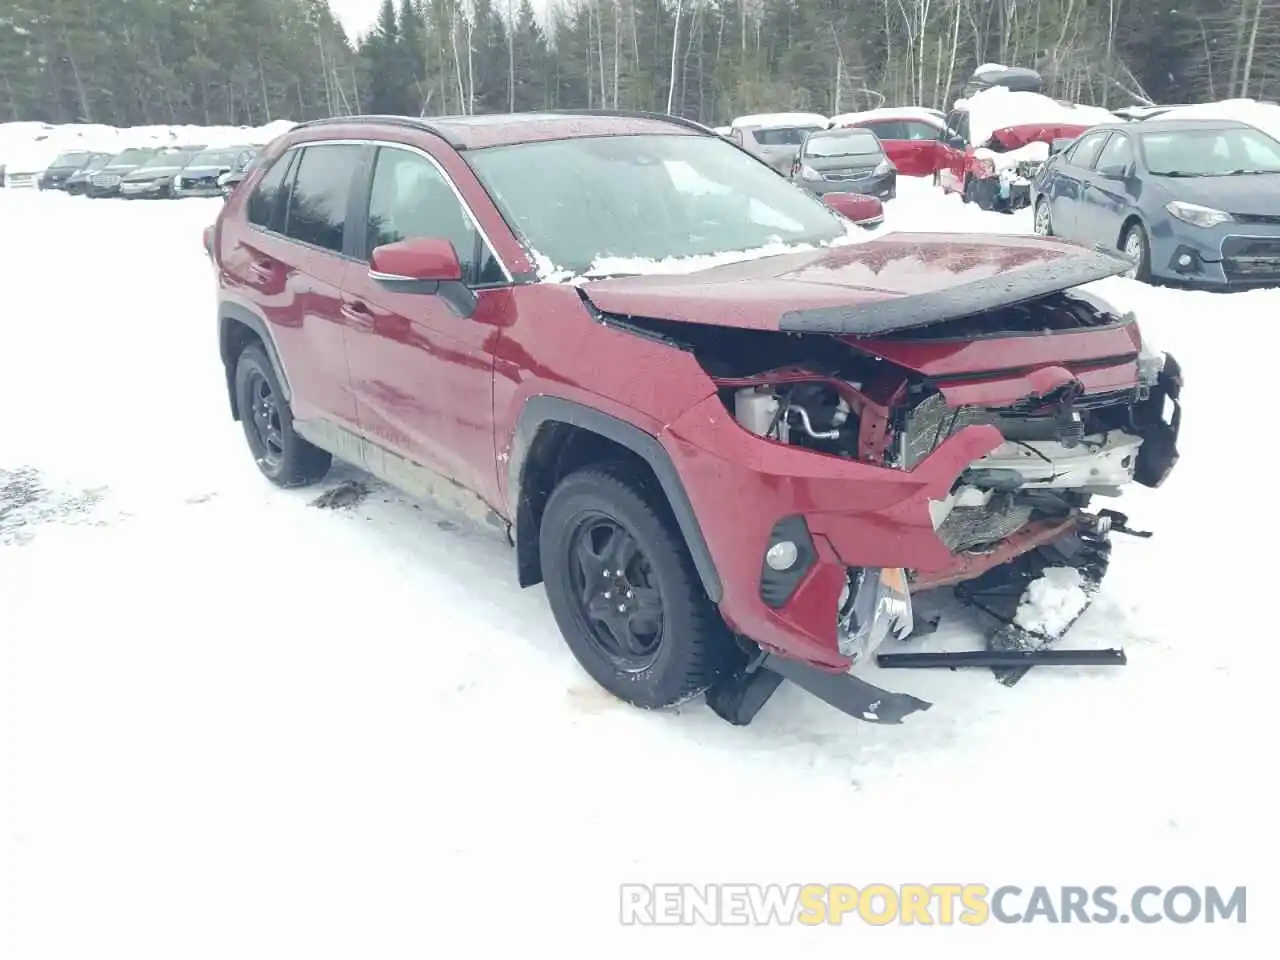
[208, 111, 1182, 727]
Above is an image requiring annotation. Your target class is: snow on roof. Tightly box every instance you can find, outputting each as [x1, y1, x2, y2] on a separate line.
[973, 62, 1009, 75]
[731, 112, 828, 129]
[829, 107, 946, 129]
[957, 87, 1119, 146]
[1148, 98, 1280, 142]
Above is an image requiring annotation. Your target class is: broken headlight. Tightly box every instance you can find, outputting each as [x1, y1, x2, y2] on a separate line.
[1136, 331, 1166, 388]
[837, 567, 913, 665]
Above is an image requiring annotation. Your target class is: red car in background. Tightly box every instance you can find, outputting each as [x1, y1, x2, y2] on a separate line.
[827, 108, 947, 176]
[934, 90, 1119, 212]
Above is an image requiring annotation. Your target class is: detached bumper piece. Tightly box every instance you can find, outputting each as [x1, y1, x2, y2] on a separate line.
[877, 514, 1131, 686]
[706, 649, 932, 727]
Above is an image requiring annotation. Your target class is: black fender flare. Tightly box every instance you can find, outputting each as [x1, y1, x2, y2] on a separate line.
[509, 396, 723, 603]
[218, 301, 292, 409]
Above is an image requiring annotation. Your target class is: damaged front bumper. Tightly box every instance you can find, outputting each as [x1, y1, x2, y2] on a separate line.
[676, 354, 1182, 726]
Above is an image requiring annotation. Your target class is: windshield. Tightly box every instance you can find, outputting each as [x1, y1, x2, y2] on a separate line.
[139, 149, 199, 169]
[468, 134, 847, 274]
[108, 149, 155, 167]
[752, 125, 825, 146]
[83, 155, 111, 171]
[1142, 127, 1280, 176]
[804, 133, 883, 158]
[189, 149, 241, 166]
[53, 151, 92, 167]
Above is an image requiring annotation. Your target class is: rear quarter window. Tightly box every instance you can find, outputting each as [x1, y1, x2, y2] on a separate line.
[246, 150, 295, 233]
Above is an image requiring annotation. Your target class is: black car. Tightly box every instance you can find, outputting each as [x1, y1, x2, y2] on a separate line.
[62, 153, 116, 195]
[174, 146, 255, 197]
[789, 127, 897, 200]
[38, 150, 99, 190]
[86, 148, 160, 197]
[119, 146, 205, 198]
[216, 147, 263, 197]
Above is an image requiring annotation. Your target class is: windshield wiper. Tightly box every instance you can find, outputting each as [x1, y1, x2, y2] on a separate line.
[1226, 168, 1277, 175]
[1152, 170, 1206, 177]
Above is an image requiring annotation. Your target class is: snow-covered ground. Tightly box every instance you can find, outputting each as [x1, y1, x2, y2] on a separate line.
[0, 178, 1269, 957]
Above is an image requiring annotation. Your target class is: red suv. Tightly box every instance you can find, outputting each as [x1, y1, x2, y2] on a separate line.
[209, 111, 1182, 728]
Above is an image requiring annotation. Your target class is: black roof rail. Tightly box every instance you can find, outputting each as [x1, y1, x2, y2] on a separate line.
[288, 109, 716, 149]
[545, 108, 717, 136]
[290, 114, 465, 147]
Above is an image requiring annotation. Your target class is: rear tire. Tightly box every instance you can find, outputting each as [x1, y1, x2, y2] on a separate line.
[1121, 222, 1151, 282]
[1034, 198, 1053, 235]
[539, 464, 734, 709]
[233, 343, 331, 488]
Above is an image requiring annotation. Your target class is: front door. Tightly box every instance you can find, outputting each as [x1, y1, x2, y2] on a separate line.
[937, 111, 970, 192]
[341, 143, 509, 508]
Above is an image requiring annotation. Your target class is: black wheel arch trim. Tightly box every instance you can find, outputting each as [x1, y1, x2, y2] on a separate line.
[509, 395, 723, 603]
[218, 301, 292, 414]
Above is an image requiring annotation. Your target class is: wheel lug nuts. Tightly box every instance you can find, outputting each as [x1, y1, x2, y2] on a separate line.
[604, 591, 611, 599]
[617, 604, 626, 613]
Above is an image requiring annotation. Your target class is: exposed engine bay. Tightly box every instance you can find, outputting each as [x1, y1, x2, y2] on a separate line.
[693, 290, 1174, 559]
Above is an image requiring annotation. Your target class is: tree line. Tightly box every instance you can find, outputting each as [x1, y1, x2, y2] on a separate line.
[1, 0, 1277, 129]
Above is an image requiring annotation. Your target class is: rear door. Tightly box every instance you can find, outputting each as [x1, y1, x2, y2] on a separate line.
[1077, 130, 1136, 248]
[340, 142, 509, 508]
[897, 119, 946, 176]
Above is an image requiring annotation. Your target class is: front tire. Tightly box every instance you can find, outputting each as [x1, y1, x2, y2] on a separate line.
[539, 465, 734, 709]
[233, 343, 331, 487]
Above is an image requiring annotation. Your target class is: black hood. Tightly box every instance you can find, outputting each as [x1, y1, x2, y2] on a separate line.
[1152, 171, 1280, 216]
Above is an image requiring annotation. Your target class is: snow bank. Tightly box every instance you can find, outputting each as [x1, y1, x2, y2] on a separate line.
[1150, 98, 1280, 141]
[956, 87, 1119, 147]
[0, 119, 297, 172]
[829, 107, 946, 129]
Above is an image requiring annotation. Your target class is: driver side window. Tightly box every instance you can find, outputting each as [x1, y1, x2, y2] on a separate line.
[364, 146, 504, 286]
[1095, 133, 1132, 172]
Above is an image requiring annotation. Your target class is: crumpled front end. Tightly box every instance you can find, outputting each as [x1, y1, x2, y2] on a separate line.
[660, 293, 1182, 676]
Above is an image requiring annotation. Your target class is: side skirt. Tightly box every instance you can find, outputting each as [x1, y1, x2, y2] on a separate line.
[295, 418, 511, 540]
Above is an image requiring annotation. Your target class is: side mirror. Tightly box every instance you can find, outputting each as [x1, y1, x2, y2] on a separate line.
[946, 136, 966, 149]
[1097, 164, 1128, 180]
[822, 192, 885, 229]
[371, 236, 463, 285]
[369, 236, 476, 316]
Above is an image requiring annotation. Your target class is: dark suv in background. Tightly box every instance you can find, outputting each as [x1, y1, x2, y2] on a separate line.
[87, 148, 159, 197]
[62, 153, 116, 195]
[39, 150, 97, 190]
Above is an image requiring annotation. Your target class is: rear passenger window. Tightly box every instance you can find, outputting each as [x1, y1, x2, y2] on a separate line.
[901, 121, 942, 140]
[364, 146, 506, 286]
[284, 144, 364, 254]
[246, 151, 293, 232]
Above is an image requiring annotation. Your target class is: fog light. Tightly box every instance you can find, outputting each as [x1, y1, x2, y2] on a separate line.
[765, 540, 799, 571]
[1177, 253, 1192, 266]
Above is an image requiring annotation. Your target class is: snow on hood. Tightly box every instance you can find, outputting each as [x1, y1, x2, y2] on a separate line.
[1149, 98, 1280, 142]
[957, 88, 1118, 148]
[529, 221, 882, 284]
[829, 107, 945, 129]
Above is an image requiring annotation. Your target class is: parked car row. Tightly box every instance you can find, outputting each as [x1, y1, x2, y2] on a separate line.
[33, 144, 262, 199]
